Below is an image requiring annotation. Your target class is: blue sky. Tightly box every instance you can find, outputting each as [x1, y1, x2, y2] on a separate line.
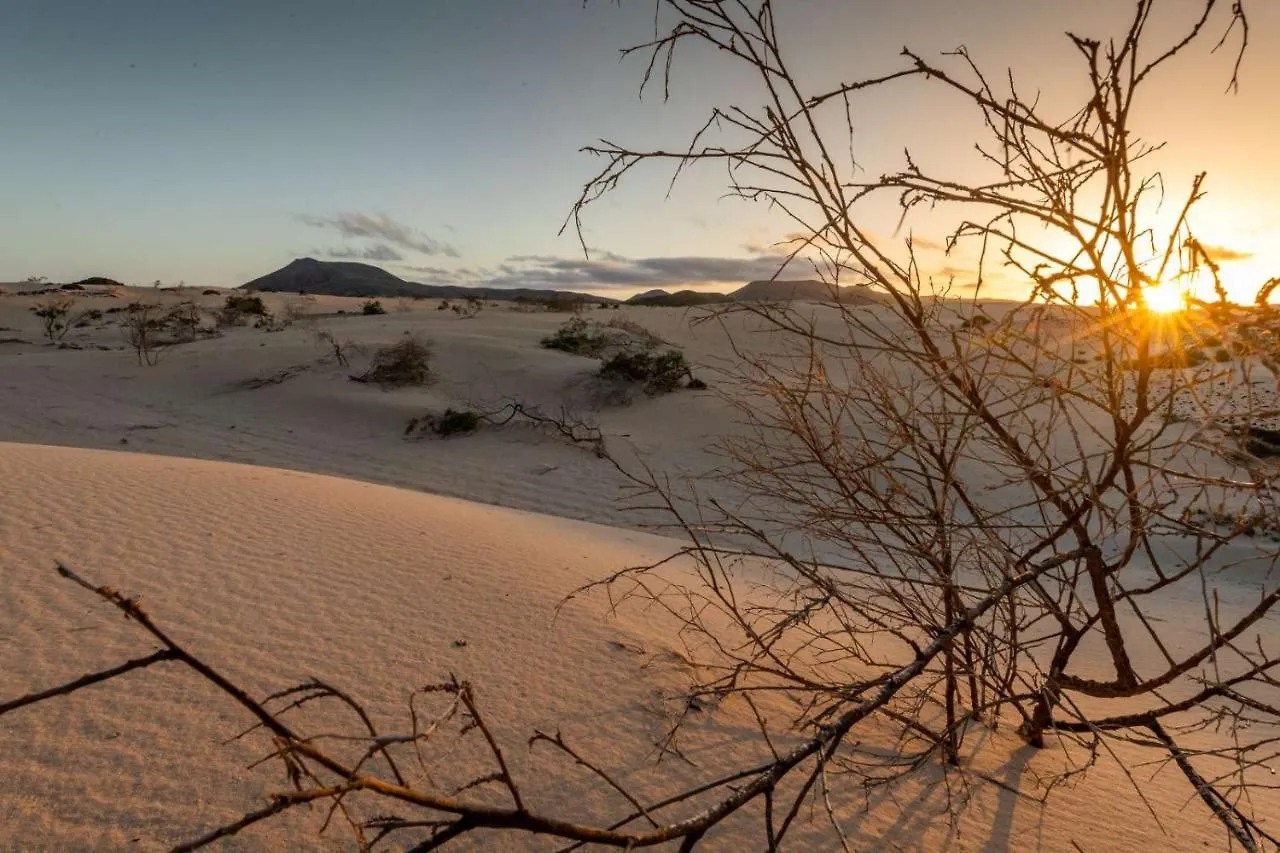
[2, 1, 1277, 298]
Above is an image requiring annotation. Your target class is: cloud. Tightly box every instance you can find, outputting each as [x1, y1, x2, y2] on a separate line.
[297, 212, 459, 257]
[321, 244, 404, 262]
[909, 236, 945, 251]
[489, 253, 802, 290]
[1200, 243, 1253, 263]
[396, 253, 805, 291]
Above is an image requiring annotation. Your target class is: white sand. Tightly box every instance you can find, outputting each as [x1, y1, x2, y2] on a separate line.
[1, 289, 1277, 850]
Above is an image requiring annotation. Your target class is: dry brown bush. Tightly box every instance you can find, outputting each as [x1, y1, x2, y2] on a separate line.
[351, 334, 434, 387]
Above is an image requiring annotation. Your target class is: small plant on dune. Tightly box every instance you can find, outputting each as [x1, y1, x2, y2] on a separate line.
[306, 326, 361, 367]
[217, 294, 270, 328]
[362, 299, 387, 316]
[405, 400, 604, 453]
[282, 298, 314, 326]
[451, 296, 482, 319]
[31, 298, 76, 343]
[540, 316, 608, 356]
[351, 334, 434, 387]
[598, 348, 691, 395]
[518, 294, 589, 313]
[164, 301, 203, 342]
[602, 315, 669, 347]
[122, 303, 168, 366]
[416, 408, 482, 437]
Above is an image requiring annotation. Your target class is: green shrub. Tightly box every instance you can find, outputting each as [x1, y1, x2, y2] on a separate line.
[541, 317, 608, 356]
[599, 348, 690, 394]
[362, 299, 387, 316]
[219, 294, 270, 327]
[431, 408, 482, 436]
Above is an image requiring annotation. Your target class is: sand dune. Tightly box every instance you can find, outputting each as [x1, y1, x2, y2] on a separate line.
[3, 442, 1274, 851]
[0, 443, 697, 851]
[0, 291, 736, 527]
[2, 290, 1278, 850]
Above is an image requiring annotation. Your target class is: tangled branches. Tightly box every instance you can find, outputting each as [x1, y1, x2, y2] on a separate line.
[5, 2, 1280, 851]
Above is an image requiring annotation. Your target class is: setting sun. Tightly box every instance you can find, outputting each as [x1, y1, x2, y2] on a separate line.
[1143, 282, 1187, 314]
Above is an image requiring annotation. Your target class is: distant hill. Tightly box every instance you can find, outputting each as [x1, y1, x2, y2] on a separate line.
[241, 258, 617, 304]
[242, 258, 423, 298]
[420, 286, 614, 305]
[626, 280, 883, 307]
[627, 289, 733, 307]
[730, 279, 882, 303]
[73, 276, 125, 287]
[240, 261, 881, 307]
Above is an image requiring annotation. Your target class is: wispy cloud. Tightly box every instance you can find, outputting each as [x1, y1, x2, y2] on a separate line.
[297, 212, 459, 257]
[1200, 243, 1253, 263]
[909, 236, 945, 251]
[396, 253, 802, 290]
[321, 244, 404, 262]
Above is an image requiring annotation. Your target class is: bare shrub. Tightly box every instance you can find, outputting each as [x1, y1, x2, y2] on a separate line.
[282, 298, 314, 325]
[405, 400, 605, 453]
[351, 334, 434, 387]
[122, 303, 167, 366]
[164, 301, 203, 342]
[556, 0, 1280, 847]
[4, 3, 1278, 852]
[30, 297, 76, 343]
[235, 363, 313, 391]
[451, 295, 482, 318]
[305, 325, 361, 367]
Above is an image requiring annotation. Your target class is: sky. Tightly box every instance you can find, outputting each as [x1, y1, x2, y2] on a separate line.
[2, 0, 1278, 300]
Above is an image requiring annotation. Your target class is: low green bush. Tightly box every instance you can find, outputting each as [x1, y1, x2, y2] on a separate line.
[432, 408, 481, 436]
[599, 348, 691, 395]
[541, 317, 608, 356]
